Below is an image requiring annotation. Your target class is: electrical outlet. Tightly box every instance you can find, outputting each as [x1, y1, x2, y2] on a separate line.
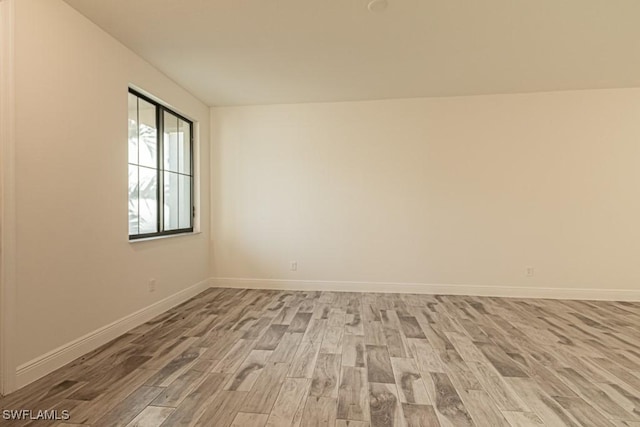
[526, 267, 534, 277]
[148, 278, 156, 292]
[290, 261, 298, 271]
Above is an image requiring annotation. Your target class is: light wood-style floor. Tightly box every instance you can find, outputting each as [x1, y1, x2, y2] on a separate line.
[1, 288, 640, 427]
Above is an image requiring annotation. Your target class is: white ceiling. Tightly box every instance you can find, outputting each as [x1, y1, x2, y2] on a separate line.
[64, 0, 640, 106]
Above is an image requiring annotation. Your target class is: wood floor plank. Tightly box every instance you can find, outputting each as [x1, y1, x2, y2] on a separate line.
[320, 326, 344, 354]
[256, 325, 290, 351]
[343, 334, 367, 368]
[384, 326, 410, 358]
[225, 349, 272, 391]
[68, 355, 153, 401]
[201, 331, 245, 360]
[362, 303, 381, 322]
[243, 317, 273, 340]
[125, 405, 174, 427]
[596, 382, 640, 418]
[143, 337, 199, 370]
[423, 372, 475, 427]
[465, 362, 529, 411]
[500, 411, 543, 427]
[554, 396, 617, 427]
[288, 339, 322, 379]
[555, 367, 633, 419]
[475, 342, 528, 378]
[231, 412, 269, 427]
[190, 357, 217, 373]
[364, 321, 386, 346]
[300, 396, 337, 427]
[506, 377, 581, 427]
[366, 345, 395, 384]
[390, 358, 430, 405]
[401, 403, 440, 427]
[289, 312, 313, 333]
[212, 339, 256, 374]
[272, 306, 299, 326]
[379, 309, 401, 329]
[445, 333, 487, 363]
[66, 368, 160, 425]
[3, 289, 640, 427]
[230, 312, 260, 333]
[151, 369, 207, 407]
[145, 346, 203, 387]
[302, 318, 327, 343]
[232, 412, 269, 427]
[345, 311, 365, 336]
[91, 385, 163, 427]
[242, 362, 290, 414]
[408, 339, 444, 373]
[398, 316, 426, 339]
[266, 378, 311, 427]
[310, 353, 341, 398]
[159, 373, 228, 426]
[270, 332, 303, 363]
[193, 390, 247, 427]
[368, 382, 404, 427]
[589, 357, 640, 393]
[459, 389, 510, 427]
[335, 421, 370, 427]
[337, 366, 370, 422]
[507, 352, 578, 398]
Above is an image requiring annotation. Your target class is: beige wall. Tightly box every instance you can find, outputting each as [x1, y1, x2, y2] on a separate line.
[14, 0, 210, 365]
[10, 0, 640, 374]
[211, 89, 640, 293]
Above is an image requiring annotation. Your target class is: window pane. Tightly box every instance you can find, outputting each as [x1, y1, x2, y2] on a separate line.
[138, 99, 157, 168]
[139, 166, 158, 234]
[163, 111, 179, 172]
[164, 171, 179, 230]
[178, 119, 191, 175]
[128, 90, 193, 238]
[128, 94, 138, 164]
[128, 165, 139, 235]
[179, 175, 192, 229]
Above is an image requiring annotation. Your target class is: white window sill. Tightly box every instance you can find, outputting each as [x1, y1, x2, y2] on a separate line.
[129, 231, 201, 243]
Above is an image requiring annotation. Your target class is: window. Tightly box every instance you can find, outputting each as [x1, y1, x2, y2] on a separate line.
[128, 89, 194, 239]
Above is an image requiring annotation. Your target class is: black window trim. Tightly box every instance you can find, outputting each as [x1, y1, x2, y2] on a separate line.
[128, 88, 195, 240]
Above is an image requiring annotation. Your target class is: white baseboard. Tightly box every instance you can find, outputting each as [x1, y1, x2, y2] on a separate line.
[15, 278, 211, 390]
[210, 277, 640, 302]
